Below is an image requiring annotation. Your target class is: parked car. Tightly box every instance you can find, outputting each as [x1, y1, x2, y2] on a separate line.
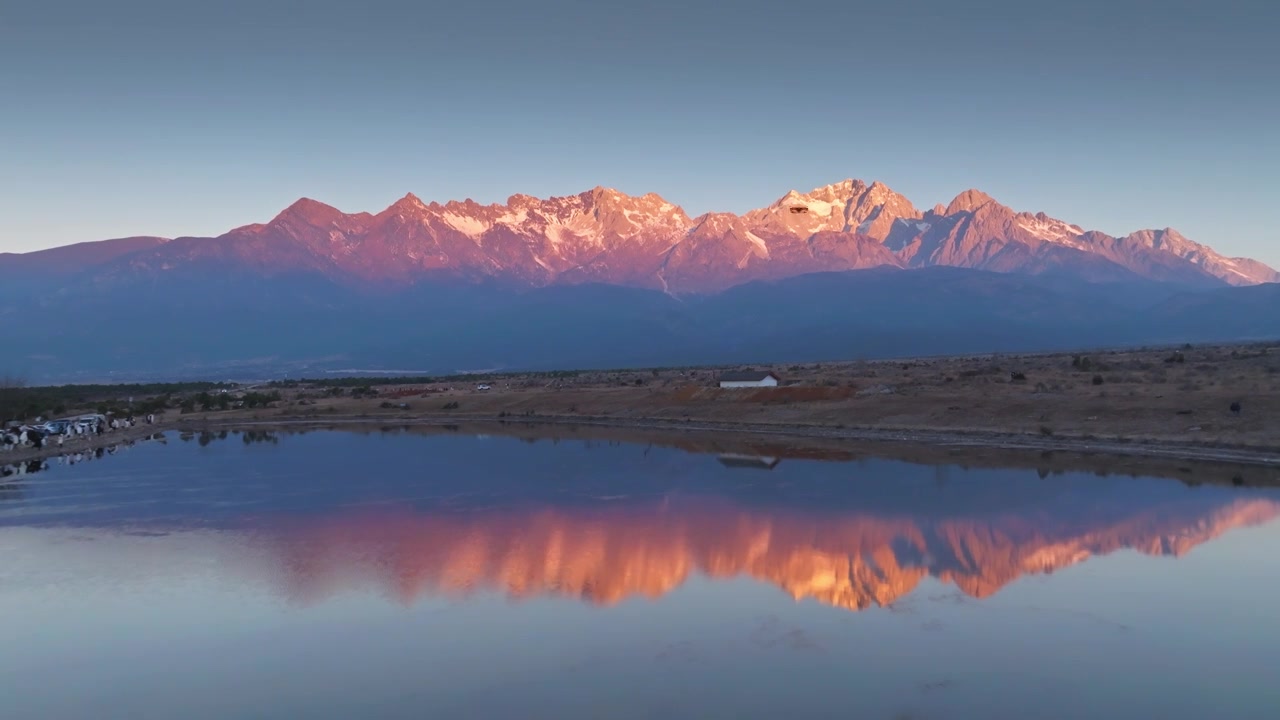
[39, 420, 70, 435]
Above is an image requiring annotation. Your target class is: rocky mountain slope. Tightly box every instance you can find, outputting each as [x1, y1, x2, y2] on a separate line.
[3, 180, 1277, 381]
[6, 180, 1275, 293]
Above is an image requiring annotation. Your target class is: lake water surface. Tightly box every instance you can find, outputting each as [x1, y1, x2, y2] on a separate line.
[3, 429, 1280, 719]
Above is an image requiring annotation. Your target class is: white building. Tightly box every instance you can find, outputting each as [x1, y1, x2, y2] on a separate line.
[717, 371, 781, 389]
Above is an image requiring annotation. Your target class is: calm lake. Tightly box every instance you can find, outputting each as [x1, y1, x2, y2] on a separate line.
[3, 428, 1279, 719]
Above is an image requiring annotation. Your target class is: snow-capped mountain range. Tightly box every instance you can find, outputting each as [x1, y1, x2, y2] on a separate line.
[6, 179, 1276, 292]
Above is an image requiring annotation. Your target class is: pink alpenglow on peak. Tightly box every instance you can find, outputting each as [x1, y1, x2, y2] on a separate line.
[6, 180, 1276, 291]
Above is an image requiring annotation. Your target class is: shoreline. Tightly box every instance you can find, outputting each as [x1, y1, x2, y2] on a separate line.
[12, 412, 1280, 468]
[211, 413, 1280, 467]
[10, 407, 1280, 497]
[7, 342, 1279, 475]
[2, 423, 170, 467]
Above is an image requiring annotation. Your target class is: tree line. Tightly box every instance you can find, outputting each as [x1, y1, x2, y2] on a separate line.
[0, 375, 235, 424]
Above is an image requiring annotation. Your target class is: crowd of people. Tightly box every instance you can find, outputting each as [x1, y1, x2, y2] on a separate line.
[1, 412, 159, 453]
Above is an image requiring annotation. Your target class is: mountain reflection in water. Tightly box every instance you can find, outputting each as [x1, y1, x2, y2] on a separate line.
[6, 429, 1280, 720]
[5, 428, 1280, 616]
[248, 492, 1280, 613]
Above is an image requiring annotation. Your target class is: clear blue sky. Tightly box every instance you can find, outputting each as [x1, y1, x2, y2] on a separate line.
[3, 0, 1278, 265]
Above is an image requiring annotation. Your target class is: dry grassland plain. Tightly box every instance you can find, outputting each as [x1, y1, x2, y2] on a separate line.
[234, 343, 1278, 447]
[8, 343, 1279, 480]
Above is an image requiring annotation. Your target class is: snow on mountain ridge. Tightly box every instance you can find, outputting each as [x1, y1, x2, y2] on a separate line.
[31, 180, 1278, 291]
[1016, 213, 1087, 249]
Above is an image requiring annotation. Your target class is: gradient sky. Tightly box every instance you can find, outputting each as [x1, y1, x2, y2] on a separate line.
[3, 0, 1278, 265]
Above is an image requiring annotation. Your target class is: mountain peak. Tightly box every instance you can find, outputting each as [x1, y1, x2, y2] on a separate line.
[800, 179, 863, 202]
[387, 192, 428, 212]
[17, 179, 1277, 293]
[817, 178, 859, 192]
[506, 193, 539, 209]
[772, 181, 851, 211]
[1126, 228, 1190, 250]
[272, 197, 345, 227]
[1117, 227, 1278, 285]
[577, 186, 689, 235]
[585, 185, 628, 203]
[946, 189, 997, 215]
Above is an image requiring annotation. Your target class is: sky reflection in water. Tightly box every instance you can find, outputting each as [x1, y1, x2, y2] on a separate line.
[2, 429, 1279, 719]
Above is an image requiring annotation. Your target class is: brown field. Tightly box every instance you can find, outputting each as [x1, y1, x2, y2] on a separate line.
[227, 342, 1278, 448]
[7, 342, 1280, 475]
